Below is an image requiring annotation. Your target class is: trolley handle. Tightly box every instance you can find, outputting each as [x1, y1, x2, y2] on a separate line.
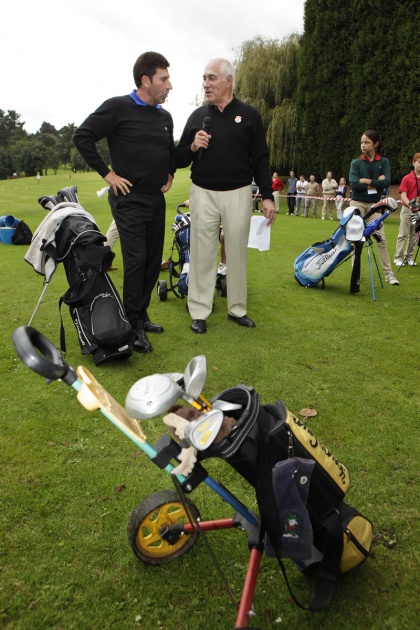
[12, 326, 77, 385]
[176, 203, 188, 214]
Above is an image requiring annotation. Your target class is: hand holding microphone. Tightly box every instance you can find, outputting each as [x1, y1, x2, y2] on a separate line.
[196, 117, 212, 161]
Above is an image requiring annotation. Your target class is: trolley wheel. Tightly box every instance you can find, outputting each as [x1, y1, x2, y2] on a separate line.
[127, 490, 200, 565]
[157, 279, 168, 301]
[216, 275, 227, 297]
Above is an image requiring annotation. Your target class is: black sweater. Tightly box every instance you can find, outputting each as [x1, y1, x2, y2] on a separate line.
[73, 95, 175, 192]
[175, 98, 273, 200]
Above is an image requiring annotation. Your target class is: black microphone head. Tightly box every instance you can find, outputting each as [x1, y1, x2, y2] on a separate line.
[203, 117, 212, 130]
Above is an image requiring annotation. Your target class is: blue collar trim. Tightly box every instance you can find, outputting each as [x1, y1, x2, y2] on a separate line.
[129, 89, 162, 108]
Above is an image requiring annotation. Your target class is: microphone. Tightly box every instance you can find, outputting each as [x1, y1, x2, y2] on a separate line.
[197, 117, 212, 161]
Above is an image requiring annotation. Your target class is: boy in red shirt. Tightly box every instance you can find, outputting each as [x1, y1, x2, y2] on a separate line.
[394, 153, 420, 266]
[272, 172, 285, 213]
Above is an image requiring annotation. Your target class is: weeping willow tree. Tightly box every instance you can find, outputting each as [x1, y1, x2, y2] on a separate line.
[234, 34, 301, 170]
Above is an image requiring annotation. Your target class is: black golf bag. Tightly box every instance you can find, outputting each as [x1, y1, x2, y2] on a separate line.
[199, 385, 372, 611]
[28, 186, 132, 365]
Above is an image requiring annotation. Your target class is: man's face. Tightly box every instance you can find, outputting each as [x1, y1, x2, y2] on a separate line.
[203, 62, 232, 106]
[327, 171, 332, 179]
[146, 68, 172, 105]
[290, 171, 295, 178]
[413, 159, 420, 175]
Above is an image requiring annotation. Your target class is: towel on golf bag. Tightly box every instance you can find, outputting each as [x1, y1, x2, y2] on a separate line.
[264, 457, 315, 560]
[200, 385, 372, 611]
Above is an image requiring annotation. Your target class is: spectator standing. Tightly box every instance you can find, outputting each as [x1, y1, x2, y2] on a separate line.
[286, 171, 298, 215]
[394, 152, 420, 266]
[349, 129, 399, 285]
[175, 57, 276, 334]
[73, 51, 175, 353]
[335, 177, 348, 220]
[305, 175, 319, 218]
[272, 172, 284, 213]
[295, 175, 308, 216]
[321, 171, 338, 220]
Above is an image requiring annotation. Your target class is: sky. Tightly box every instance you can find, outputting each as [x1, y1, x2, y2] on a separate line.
[2, 0, 305, 139]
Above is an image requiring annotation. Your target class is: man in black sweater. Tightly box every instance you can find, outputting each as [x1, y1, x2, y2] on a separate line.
[176, 58, 276, 334]
[73, 51, 175, 353]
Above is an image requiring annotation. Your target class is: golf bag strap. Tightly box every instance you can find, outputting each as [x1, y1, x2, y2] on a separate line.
[58, 296, 67, 353]
[309, 508, 342, 612]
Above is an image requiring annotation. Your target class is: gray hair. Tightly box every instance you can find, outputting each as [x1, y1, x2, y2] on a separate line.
[208, 58, 235, 90]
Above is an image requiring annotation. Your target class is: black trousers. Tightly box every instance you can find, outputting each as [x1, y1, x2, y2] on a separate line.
[287, 193, 296, 214]
[109, 190, 165, 328]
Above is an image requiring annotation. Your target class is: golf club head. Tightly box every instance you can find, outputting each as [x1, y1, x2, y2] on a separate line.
[212, 399, 243, 412]
[125, 374, 182, 419]
[184, 355, 207, 399]
[184, 408, 224, 450]
[163, 372, 184, 384]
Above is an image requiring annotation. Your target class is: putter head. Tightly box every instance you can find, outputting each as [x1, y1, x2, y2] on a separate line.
[184, 408, 224, 450]
[184, 355, 207, 399]
[125, 374, 182, 419]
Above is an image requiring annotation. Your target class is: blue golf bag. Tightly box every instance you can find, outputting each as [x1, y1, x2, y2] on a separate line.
[294, 198, 398, 289]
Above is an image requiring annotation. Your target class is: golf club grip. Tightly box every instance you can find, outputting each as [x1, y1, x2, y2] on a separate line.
[12, 326, 76, 384]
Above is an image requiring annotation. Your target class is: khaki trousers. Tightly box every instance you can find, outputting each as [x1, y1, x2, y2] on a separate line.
[188, 184, 253, 320]
[395, 205, 417, 262]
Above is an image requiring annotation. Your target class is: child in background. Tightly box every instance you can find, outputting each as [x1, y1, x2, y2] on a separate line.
[394, 153, 420, 267]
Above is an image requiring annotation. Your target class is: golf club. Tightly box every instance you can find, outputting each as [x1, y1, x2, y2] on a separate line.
[183, 355, 212, 409]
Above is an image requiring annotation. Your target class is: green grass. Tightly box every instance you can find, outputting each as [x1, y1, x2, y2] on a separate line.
[1, 169, 419, 629]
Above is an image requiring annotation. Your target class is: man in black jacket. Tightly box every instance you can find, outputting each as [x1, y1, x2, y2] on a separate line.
[176, 58, 276, 334]
[73, 51, 175, 353]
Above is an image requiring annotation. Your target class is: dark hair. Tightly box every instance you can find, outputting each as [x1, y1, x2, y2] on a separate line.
[362, 129, 382, 154]
[133, 51, 170, 88]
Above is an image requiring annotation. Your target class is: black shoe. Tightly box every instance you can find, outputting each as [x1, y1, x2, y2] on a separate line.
[191, 319, 207, 334]
[144, 321, 164, 333]
[133, 329, 153, 353]
[227, 314, 256, 327]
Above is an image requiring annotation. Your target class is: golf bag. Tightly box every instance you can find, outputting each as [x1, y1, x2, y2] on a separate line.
[294, 208, 363, 288]
[28, 186, 132, 365]
[200, 385, 372, 611]
[294, 198, 398, 289]
[171, 211, 191, 297]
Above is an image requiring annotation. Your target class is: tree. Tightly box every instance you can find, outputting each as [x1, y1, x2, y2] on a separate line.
[70, 146, 88, 172]
[18, 140, 50, 177]
[0, 109, 27, 147]
[0, 146, 11, 179]
[58, 123, 77, 167]
[39, 121, 59, 136]
[235, 35, 301, 171]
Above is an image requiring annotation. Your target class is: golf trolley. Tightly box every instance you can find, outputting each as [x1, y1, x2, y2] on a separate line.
[157, 203, 227, 301]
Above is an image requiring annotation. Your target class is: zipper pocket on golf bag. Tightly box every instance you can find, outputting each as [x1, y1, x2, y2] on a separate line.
[340, 503, 373, 572]
[90, 292, 132, 349]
